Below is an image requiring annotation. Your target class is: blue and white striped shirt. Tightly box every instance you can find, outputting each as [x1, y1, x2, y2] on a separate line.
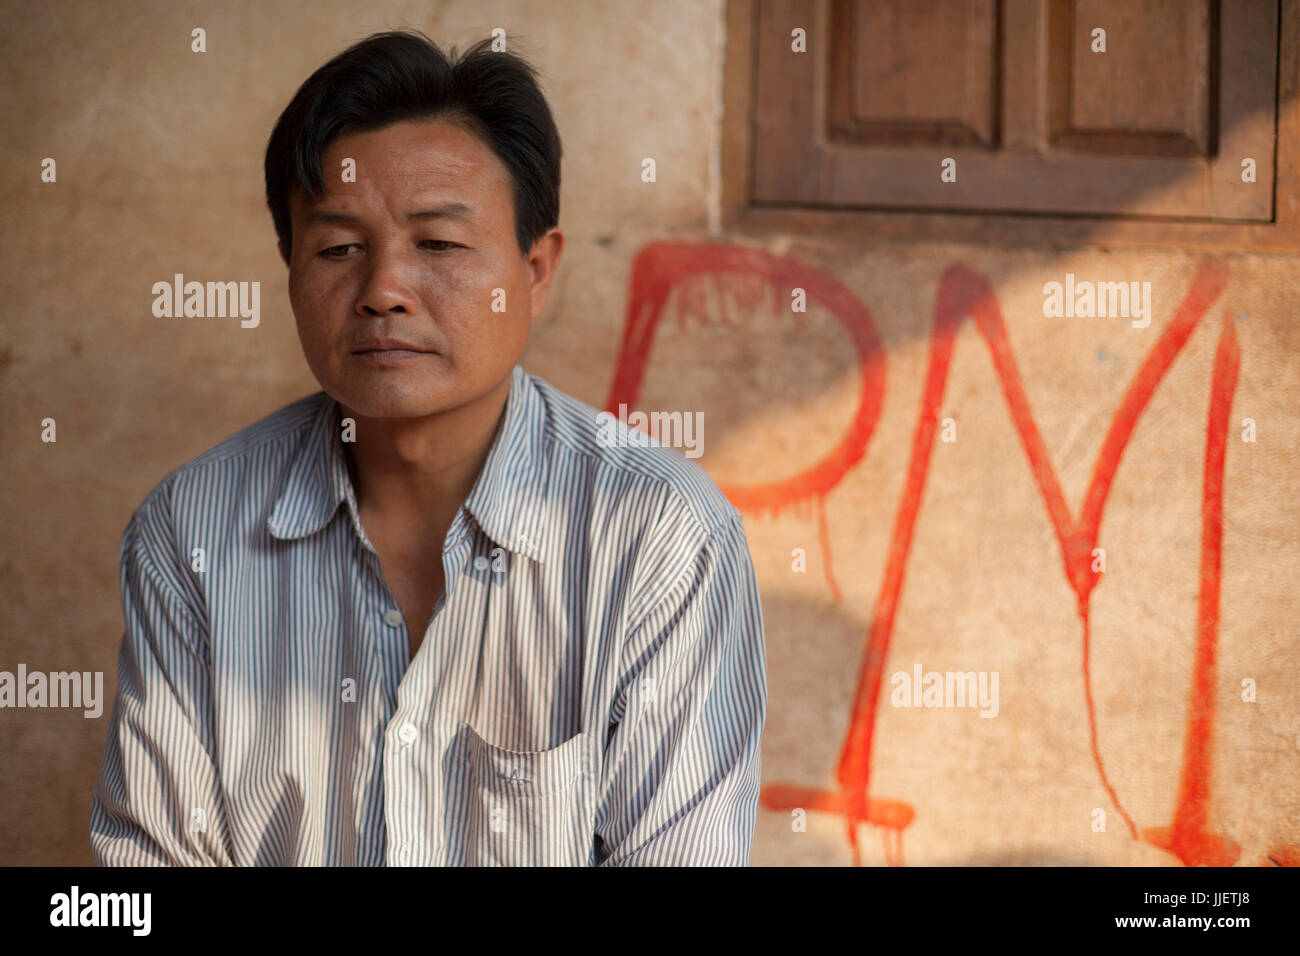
[90, 364, 766, 866]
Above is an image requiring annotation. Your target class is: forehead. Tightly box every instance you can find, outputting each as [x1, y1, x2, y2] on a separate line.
[293, 118, 511, 216]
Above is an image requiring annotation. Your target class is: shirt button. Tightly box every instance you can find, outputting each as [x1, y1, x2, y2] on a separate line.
[473, 556, 489, 570]
[397, 723, 418, 744]
[383, 608, 403, 627]
[398, 843, 410, 866]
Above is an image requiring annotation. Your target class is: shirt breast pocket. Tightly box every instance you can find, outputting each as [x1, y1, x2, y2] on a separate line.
[457, 722, 593, 866]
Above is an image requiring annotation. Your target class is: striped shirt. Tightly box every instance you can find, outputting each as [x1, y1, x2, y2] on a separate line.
[90, 363, 767, 866]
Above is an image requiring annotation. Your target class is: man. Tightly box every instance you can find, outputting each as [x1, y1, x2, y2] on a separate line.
[90, 30, 767, 866]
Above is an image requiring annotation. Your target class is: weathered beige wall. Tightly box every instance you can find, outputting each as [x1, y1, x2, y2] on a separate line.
[1, 0, 1296, 866]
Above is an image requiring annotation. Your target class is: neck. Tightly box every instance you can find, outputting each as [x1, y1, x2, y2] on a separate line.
[340, 374, 512, 527]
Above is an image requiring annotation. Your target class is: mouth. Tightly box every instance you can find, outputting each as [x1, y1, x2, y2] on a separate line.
[350, 338, 436, 364]
[352, 348, 432, 365]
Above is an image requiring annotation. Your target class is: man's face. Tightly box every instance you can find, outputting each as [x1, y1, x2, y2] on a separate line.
[281, 118, 560, 419]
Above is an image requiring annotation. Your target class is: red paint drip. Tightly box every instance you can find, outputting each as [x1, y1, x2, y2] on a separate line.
[816, 495, 842, 602]
[1080, 607, 1138, 838]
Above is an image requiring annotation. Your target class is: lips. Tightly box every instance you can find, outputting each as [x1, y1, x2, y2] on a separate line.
[351, 337, 431, 354]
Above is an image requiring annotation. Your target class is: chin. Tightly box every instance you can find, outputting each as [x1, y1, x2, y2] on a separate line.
[330, 374, 459, 420]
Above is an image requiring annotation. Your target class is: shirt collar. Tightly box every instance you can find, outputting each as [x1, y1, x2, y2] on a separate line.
[267, 364, 550, 565]
[461, 364, 550, 564]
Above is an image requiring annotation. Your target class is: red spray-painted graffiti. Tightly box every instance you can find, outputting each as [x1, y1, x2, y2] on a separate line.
[606, 241, 1284, 867]
[605, 241, 885, 601]
[1142, 304, 1240, 866]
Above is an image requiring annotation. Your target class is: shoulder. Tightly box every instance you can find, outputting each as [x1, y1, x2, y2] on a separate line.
[525, 368, 741, 540]
[124, 391, 329, 551]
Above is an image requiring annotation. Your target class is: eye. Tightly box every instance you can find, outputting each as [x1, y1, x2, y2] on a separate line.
[317, 240, 460, 259]
[319, 244, 357, 258]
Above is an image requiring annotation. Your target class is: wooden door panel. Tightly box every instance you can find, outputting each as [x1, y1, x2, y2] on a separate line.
[829, 0, 1000, 149]
[751, 0, 1278, 220]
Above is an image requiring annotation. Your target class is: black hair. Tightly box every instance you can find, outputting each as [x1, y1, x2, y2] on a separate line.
[264, 30, 561, 260]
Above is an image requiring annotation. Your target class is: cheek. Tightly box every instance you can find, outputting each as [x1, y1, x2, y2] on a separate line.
[465, 259, 531, 321]
[440, 255, 495, 296]
[422, 264, 505, 327]
[290, 267, 348, 335]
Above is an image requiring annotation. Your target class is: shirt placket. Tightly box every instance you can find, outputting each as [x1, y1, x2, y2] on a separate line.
[381, 508, 475, 867]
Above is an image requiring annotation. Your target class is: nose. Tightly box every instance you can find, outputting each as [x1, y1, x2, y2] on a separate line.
[354, 240, 421, 317]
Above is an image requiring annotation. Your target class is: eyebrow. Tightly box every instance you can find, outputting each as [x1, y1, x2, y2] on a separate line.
[302, 202, 476, 227]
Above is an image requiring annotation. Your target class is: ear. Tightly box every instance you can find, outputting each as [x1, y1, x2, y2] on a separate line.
[527, 228, 565, 320]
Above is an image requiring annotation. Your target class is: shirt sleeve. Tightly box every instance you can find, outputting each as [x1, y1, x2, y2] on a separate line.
[90, 501, 235, 866]
[594, 511, 768, 866]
